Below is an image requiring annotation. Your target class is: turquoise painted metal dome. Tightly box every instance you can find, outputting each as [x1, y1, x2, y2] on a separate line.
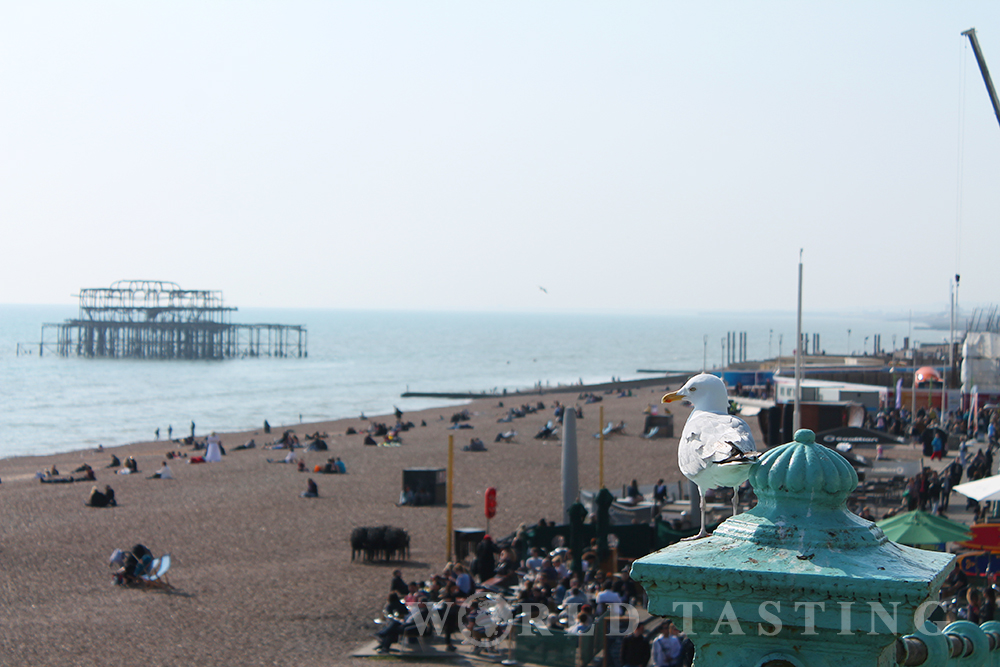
[749, 428, 859, 508]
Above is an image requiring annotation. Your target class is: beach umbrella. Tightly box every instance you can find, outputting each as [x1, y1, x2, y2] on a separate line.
[875, 510, 971, 545]
[954, 474, 1000, 502]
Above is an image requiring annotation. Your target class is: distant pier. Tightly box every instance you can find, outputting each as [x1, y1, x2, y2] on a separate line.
[24, 280, 306, 360]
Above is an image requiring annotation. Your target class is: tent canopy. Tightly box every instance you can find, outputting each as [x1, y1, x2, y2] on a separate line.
[954, 474, 1000, 503]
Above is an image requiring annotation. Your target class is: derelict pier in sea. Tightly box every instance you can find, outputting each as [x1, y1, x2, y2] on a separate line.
[27, 280, 306, 360]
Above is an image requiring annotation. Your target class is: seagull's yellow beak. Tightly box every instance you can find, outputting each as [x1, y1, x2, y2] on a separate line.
[661, 390, 684, 404]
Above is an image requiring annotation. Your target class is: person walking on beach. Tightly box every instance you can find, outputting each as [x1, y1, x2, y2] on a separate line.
[168, 425, 173, 439]
[190, 421, 195, 438]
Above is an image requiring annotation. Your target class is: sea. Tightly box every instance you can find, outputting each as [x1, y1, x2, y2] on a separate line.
[0, 305, 950, 460]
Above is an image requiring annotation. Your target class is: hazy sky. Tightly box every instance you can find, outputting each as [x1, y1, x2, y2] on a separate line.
[3, 2, 999, 315]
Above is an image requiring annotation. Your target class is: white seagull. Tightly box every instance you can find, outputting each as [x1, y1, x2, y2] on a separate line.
[662, 373, 758, 539]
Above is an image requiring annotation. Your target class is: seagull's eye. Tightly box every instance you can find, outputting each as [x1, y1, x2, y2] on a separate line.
[689, 387, 697, 392]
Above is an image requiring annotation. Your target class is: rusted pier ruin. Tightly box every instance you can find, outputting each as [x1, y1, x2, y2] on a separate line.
[33, 281, 306, 360]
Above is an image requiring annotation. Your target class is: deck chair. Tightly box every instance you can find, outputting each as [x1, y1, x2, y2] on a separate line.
[140, 553, 172, 589]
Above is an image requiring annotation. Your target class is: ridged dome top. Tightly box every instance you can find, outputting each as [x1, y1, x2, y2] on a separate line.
[749, 428, 858, 507]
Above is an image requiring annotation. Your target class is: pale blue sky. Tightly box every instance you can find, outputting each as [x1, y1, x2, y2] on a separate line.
[2, 2, 998, 315]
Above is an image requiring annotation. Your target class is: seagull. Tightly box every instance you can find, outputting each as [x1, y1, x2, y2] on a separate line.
[662, 373, 758, 540]
[538, 286, 548, 294]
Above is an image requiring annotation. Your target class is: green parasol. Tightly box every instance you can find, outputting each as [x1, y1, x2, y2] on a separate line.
[875, 510, 972, 545]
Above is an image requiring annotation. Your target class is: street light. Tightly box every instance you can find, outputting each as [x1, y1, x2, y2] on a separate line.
[864, 336, 870, 356]
[847, 329, 851, 356]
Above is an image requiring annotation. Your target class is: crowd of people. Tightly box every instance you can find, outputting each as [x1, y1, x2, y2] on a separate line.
[372, 529, 694, 666]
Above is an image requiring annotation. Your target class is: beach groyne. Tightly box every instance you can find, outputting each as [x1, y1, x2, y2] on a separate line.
[401, 373, 694, 399]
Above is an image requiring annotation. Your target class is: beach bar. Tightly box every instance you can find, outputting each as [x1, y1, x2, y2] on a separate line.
[33, 280, 306, 360]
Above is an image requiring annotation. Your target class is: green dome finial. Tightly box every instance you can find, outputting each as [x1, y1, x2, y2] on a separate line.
[748, 427, 858, 508]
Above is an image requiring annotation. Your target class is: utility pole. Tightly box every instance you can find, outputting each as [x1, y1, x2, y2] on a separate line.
[794, 250, 803, 433]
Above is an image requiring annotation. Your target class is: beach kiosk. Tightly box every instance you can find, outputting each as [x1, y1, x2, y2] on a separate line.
[401, 467, 446, 506]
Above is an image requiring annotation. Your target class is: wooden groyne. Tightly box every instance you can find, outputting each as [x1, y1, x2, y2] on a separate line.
[401, 373, 694, 400]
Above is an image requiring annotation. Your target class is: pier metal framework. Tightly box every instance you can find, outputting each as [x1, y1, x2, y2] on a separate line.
[33, 280, 306, 360]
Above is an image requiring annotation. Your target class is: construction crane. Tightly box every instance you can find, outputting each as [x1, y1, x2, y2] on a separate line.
[962, 28, 1000, 130]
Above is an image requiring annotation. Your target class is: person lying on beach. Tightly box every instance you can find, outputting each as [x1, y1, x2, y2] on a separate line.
[73, 463, 93, 474]
[232, 439, 256, 451]
[301, 478, 318, 498]
[87, 485, 117, 507]
[147, 462, 174, 480]
[38, 472, 74, 484]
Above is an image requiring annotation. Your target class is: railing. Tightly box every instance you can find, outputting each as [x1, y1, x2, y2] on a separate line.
[896, 620, 1000, 666]
[512, 611, 607, 667]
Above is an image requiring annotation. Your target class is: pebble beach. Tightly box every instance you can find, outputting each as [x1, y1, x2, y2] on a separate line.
[0, 382, 713, 667]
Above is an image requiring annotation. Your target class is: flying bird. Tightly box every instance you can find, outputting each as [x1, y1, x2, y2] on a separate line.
[662, 373, 758, 539]
[538, 286, 548, 294]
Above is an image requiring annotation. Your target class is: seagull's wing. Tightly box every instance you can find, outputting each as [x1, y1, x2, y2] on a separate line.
[678, 412, 757, 480]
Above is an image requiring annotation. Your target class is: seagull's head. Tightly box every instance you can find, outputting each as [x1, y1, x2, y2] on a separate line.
[662, 373, 730, 414]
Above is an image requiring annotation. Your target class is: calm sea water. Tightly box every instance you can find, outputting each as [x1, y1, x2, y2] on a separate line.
[0, 305, 947, 460]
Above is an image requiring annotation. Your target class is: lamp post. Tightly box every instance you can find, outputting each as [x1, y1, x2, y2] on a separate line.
[847, 329, 851, 356]
[703, 335, 708, 372]
[864, 336, 870, 356]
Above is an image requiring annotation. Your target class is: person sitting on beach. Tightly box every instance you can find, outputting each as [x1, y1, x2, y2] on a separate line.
[73, 463, 93, 474]
[106, 454, 121, 468]
[463, 437, 486, 452]
[525, 547, 545, 571]
[567, 611, 593, 635]
[148, 461, 174, 480]
[125, 457, 138, 473]
[397, 486, 415, 506]
[87, 485, 117, 507]
[494, 548, 519, 578]
[335, 457, 346, 474]
[363, 434, 378, 446]
[453, 563, 474, 596]
[266, 450, 298, 464]
[301, 478, 318, 498]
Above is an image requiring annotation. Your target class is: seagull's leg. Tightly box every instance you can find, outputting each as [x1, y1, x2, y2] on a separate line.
[732, 487, 739, 517]
[682, 487, 710, 540]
